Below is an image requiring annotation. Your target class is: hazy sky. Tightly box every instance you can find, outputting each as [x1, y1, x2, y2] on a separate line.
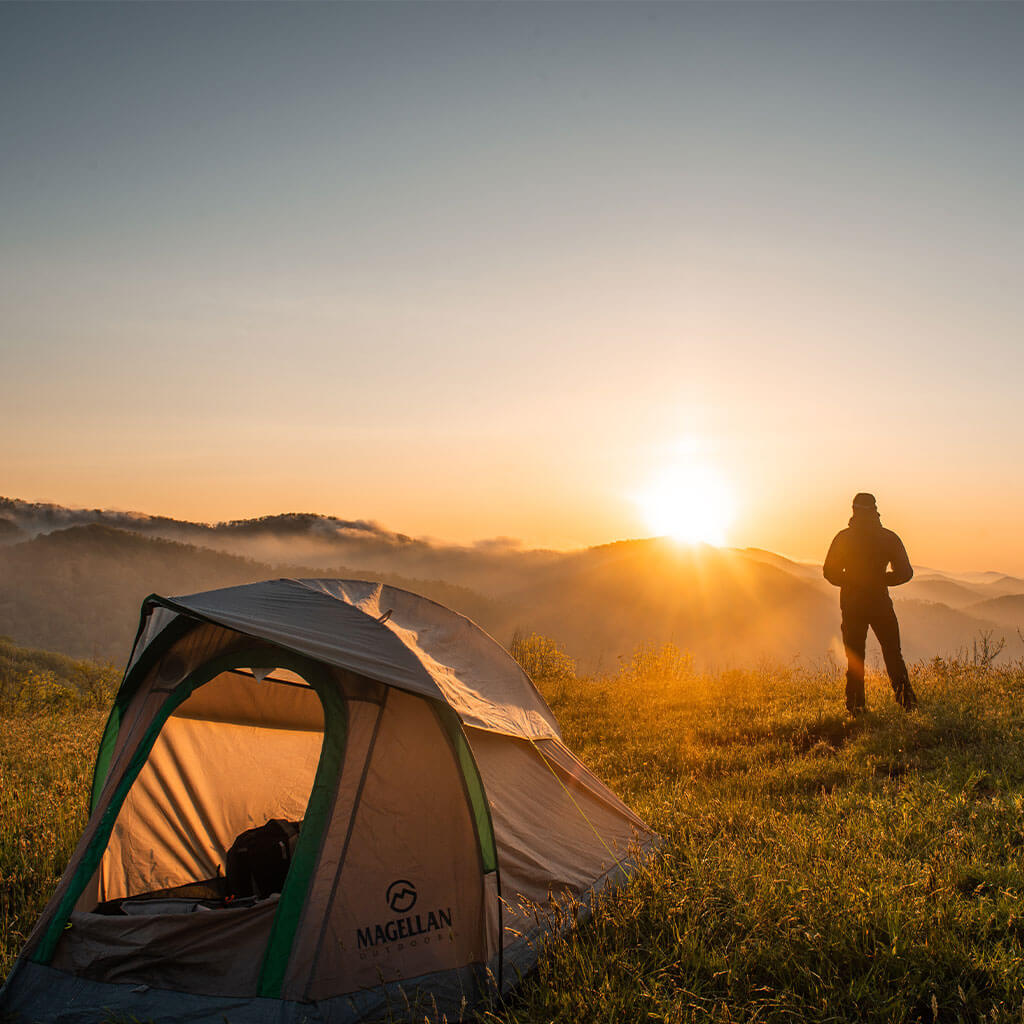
[2, 2, 1022, 570]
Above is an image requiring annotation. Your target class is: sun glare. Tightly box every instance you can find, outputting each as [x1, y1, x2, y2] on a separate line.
[636, 458, 736, 546]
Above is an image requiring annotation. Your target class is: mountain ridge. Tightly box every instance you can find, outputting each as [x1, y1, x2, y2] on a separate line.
[2, 498, 1022, 672]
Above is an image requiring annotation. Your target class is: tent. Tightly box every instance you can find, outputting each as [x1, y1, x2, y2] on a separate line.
[1, 579, 658, 1023]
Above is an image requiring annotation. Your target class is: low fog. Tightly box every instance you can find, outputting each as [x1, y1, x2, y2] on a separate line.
[2, 497, 1023, 673]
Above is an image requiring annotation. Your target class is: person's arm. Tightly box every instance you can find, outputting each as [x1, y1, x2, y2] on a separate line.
[886, 534, 913, 586]
[823, 533, 846, 587]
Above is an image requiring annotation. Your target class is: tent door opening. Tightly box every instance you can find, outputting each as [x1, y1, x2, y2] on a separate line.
[39, 649, 346, 998]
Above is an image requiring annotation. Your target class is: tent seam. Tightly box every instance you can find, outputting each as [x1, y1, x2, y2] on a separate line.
[304, 690, 389, 999]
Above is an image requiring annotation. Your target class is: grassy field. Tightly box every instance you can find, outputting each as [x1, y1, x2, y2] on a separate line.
[0, 639, 117, 993]
[3, 639, 1024, 1022]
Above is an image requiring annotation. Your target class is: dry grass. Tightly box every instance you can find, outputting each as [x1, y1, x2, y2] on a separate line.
[4, 644, 1024, 1022]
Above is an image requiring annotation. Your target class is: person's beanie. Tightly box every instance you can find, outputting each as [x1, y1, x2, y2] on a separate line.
[852, 492, 877, 511]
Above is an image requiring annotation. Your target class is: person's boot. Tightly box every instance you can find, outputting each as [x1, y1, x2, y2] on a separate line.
[895, 678, 917, 711]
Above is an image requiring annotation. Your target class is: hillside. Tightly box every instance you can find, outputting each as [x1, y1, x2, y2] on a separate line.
[0, 517, 23, 543]
[972, 574, 1024, 597]
[0, 636, 120, 712]
[0, 523, 879, 670]
[902, 575, 988, 608]
[492, 539, 837, 670]
[0, 525, 274, 660]
[3, 499, 1024, 673]
[5, 647, 1024, 1020]
[965, 594, 1024, 632]
[0, 497, 562, 587]
[0, 525, 508, 664]
[2, 498, 1023, 671]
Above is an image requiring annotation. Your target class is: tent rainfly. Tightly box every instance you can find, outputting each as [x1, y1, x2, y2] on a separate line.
[0, 579, 658, 1023]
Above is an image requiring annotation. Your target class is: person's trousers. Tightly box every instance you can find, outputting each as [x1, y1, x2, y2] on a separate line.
[840, 597, 916, 711]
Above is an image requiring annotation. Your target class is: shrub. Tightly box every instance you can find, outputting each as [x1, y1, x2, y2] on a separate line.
[619, 641, 694, 685]
[0, 638, 119, 714]
[509, 631, 576, 683]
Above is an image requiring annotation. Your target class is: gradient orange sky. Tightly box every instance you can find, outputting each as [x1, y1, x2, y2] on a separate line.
[3, 4, 1023, 572]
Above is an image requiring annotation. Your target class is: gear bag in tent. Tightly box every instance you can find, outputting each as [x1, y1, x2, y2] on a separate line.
[225, 818, 301, 899]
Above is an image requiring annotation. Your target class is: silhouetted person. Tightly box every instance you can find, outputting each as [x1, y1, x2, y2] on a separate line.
[823, 493, 917, 713]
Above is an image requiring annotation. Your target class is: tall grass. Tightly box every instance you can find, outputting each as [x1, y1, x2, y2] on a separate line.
[493, 655, 1024, 1023]
[1, 711, 107, 969]
[4, 642, 1024, 1022]
[0, 645, 111, 981]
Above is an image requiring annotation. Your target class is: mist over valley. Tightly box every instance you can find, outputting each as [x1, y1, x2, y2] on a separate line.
[3, 497, 1023, 674]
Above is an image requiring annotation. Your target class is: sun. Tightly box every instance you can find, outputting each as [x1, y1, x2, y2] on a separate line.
[636, 460, 736, 546]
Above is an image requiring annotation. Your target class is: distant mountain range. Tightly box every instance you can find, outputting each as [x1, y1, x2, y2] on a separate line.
[2, 497, 1023, 672]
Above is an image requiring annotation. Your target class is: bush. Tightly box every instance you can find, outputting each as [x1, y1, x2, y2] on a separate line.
[0, 638, 119, 714]
[509, 631, 576, 683]
[619, 641, 694, 685]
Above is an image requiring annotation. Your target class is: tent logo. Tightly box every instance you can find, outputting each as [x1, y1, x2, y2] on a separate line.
[356, 882, 454, 951]
[386, 879, 417, 914]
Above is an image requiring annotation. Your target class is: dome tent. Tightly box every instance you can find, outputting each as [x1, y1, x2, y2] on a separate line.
[1, 579, 658, 1023]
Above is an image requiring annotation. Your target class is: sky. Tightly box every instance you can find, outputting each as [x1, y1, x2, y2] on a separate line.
[2, 2, 1023, 571]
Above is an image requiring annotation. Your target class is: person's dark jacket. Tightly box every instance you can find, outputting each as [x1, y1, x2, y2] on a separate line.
[823, 511, 913, 606]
